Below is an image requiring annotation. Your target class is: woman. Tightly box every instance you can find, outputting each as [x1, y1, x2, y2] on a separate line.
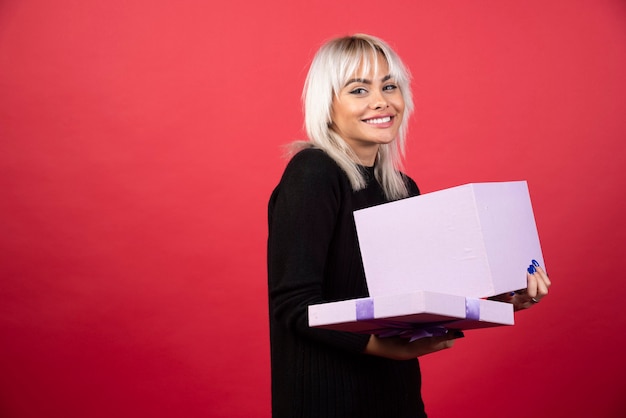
[267, 34, 550, 418]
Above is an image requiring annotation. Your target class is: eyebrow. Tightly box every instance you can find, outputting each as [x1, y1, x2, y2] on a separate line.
[344, 74, 393, 87]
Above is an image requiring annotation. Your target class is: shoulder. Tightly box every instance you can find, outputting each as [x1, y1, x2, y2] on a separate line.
[286, 147, 340, 173]
[268, 148, 348, 220]
[281, 148, 345, 186]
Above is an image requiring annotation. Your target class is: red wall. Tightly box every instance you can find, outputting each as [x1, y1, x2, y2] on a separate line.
[1, 1, 625, 417]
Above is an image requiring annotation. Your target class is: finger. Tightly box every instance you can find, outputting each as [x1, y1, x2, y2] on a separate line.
[535, 273, 549, 298]
[531, 260, 551, 287]
[532, 266, 550, 299]
[535, 266, 552, 288]
[526, 270, 538, 298]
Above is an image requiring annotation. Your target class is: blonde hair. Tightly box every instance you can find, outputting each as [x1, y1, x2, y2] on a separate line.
[298, 33, 414, 200]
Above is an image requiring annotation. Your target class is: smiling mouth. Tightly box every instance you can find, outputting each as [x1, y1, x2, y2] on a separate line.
[363, 116, 392, 125]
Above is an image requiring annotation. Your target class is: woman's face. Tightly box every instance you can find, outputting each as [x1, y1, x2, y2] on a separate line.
[330, 53, 405, 165]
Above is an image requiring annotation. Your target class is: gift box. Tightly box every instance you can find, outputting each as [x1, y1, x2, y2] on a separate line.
[354, 181, 543, 298]
[308, 181, 543, 337]
[309, 291, 514, 336]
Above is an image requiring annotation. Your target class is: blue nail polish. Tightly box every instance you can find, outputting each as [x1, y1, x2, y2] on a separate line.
[509, 292, 515, 297]
[527, 265, 536, 274]
[532, 259, 540, 267]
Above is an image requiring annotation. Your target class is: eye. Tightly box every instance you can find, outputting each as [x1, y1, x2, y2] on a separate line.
[383, 84, 398, 91]
[349, 87, 368, 95]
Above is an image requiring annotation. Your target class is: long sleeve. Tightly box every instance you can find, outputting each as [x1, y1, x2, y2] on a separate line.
[267, 148, 425, 418]
[268, 148, 370, 353]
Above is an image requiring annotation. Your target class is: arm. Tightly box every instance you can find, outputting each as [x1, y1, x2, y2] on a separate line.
[268, 150, 370, 352]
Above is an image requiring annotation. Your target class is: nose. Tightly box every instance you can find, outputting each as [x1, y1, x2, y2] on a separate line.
[369, 90, 389, 110]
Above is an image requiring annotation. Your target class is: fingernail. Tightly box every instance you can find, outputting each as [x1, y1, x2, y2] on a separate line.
[532, 259, 540, 267]
[452, 330, 465, 339]
[509, 292, 515, 297]
[527, 265, 536, 274]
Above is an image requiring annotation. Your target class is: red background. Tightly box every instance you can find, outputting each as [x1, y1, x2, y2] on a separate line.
[1, 1, 625, 417]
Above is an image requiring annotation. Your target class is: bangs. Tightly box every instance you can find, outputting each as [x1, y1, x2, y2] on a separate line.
[330, 38, 404, 95]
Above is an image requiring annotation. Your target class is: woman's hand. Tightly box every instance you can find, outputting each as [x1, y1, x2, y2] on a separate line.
[490, 260, 552, 311]
[364, 331, 463, 361]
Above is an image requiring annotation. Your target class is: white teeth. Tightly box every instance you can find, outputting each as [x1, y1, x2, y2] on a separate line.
[365, 116, 391, 124]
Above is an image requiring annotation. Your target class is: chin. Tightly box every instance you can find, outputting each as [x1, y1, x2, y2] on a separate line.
[377, 137, 397, 145]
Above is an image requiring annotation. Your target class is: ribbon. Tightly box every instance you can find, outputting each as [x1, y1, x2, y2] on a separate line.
[356, 298, 374, 321]
[465, 298, 481, 321]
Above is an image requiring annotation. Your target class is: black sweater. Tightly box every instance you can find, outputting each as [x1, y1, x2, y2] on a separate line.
[267, 148, 427, 418]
